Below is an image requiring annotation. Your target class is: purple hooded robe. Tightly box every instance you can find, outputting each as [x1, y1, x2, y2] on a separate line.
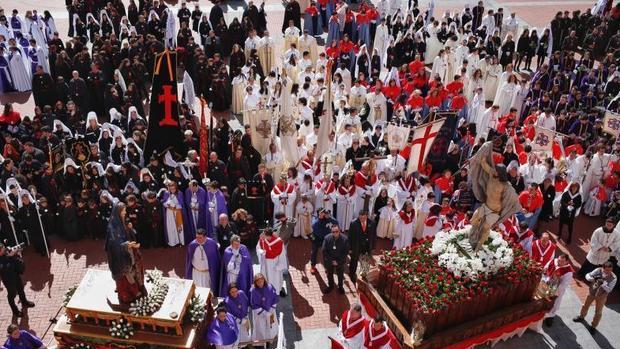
[206, 189, 228, 237]
[219, 244, 253, 296]
[205, 313, 239, 345]
[184, 186, 208, 237]
[185, 237, 221, 295]
[250, 283, 279, 312]
[224, 289, 250, 321]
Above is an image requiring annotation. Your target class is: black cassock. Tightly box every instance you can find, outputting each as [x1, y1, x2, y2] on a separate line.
[17, 204, 47, 256]
[282, 0, 301, 33]
[32, 72, 57, 108]
[209, 4, 225, 30]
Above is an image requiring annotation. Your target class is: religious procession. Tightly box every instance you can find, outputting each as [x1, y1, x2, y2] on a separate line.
[0, 0, 619, 347]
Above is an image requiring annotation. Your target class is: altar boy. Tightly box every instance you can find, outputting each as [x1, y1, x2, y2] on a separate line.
[185, 229, 220, 294]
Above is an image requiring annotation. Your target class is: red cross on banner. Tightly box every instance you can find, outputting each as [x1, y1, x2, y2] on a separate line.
[406, 119, 445, 174]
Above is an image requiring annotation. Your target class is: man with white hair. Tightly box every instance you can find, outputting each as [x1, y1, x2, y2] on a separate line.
[502, 12, 519, 40]
[335, 302, 367, 348]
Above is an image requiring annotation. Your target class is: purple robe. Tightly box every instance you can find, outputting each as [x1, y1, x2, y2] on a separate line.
[250, 283, 279, 312]
[185, 238, 221, 295]
[207, 189, 228, 237]
[224, 290, 250, 320]
[205, 313, 239, 346]
[219, 245, 253, 296]
[3, 331, 43, 349]
[184, 186, 208, 237]
[161, 190, 192, 244]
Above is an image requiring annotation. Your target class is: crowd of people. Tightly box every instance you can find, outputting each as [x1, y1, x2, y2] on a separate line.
[0, 0, 619, 346]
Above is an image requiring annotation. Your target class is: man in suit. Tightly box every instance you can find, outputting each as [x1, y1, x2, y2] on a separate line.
[322, 224, 349, 294]
[348, 210, 376, 284]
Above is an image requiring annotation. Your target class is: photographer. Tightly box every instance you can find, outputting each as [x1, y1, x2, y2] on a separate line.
[573, 261, 617, 334]
[0, 242, 35, 317]
[3, 324, 46, 349]
[309, 208, 338, 275]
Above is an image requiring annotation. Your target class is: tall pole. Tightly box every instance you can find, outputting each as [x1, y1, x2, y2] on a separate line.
[31, 190, 50, 258]
[0, 188, 18, 246]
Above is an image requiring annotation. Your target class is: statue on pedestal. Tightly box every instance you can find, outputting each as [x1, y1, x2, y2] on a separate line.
[468, 140, 522, 251]
[105, 203, 147, 307]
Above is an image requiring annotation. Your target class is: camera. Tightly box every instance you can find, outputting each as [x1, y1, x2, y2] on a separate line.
[5, 242, 25, 254]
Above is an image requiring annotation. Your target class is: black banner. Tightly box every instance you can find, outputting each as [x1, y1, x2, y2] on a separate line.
[49, 144, 65, 173]
[66, 139, 91, 165]
[143, 50, 186, 161]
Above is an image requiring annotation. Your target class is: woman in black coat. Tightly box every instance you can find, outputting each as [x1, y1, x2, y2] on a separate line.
[539, 177, 556, 221]
[499, 35, 515, 69]
[558, 182, 582, 244]
[514, 29, 530, 71]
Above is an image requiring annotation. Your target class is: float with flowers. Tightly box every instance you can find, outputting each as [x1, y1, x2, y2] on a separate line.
[52, 269, 215, 348]
[359, 227, 555, 349]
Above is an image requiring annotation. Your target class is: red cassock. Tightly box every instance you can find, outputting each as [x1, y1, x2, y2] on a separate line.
[259, 235, 284, 259]
[445, 81, 464, 95]
[450, 95, 467, 110]
[408, 60, 425, 74]
[509, 228, 534, 244]
[354, 171, 377, 189]
[406, 94, 424, 109]
[340, 40, 355, 53]
[546, 258, 574, 278]
[340, 310, 367, 339]
[363, 320, 400, 349]
[326, 46, 340, 59]
[383, 86, 401, 102]
[273, 182, 295, 196]
[532, 239, 556, 267]
[425, 95, 442, 108]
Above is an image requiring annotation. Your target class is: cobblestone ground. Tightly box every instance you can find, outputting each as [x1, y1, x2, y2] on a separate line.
[0, 0, 616, 347]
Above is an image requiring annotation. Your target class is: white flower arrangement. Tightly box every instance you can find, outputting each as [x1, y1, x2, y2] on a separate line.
[69, 343, 93, 349]
[431, 227, 514, 280]
[109, 317, 134, 339]
[187, 295, 206, 324]
[128, 269, 170, 317]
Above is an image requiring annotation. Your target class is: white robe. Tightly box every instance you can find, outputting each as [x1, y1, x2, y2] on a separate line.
[366, 92, 387, 124]
[484, 64, 501, 101]
[424, 24, 442, 64]
[298, 35, 318, 63]
[251, 306, 278, 342]
[164, 194, 184, 246]
[394, 214, 415, 249]
[373, 24, 390, 64]
[337, 187, 357, 231]
[191, 245, 211, 288]
[511, 83, 528, 117]
[377, 206, 398, 239]
[294, 201, 314, 237]
[231, 76, 247, 114]
[476, 107, 499, 138]
[586, 227, 620, 265]
[257, 36, 276, 75]
[334, 67, 352, 92]
[257, 238, 287, 292]
[8, 51, 31, 91]
[493, 82, 517, 116]
[543, 262, 572, 317]
[271, 186, 297, 219]
[431, 55, 447, 83]
[468, 91, 485, 124]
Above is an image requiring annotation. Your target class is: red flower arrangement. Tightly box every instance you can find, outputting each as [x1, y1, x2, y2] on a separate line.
[378, 237, 543, 336]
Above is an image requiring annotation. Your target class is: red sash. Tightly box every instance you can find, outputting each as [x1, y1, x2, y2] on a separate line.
[398, 210, 415, 224]
[510, 229, 533, 243]
[260, 235, 284, 259]
[340, 311, 366, 339]
[546, 259, 574, 278]
[273, 183, 295, 195]
[338, 185, 356, 196]
[398, 177, 416, 194]
[363, 320, 392, 348]
[354, 171, 377, 189]
[532, 240, 556, 266]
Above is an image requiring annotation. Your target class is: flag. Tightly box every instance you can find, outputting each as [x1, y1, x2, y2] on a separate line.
[49, 144, 65, 172]
[245, 108, 273, 155]
[385, 124, 410, 151]
[426, 112, 458, 164]
[531, 126, 555, 153]
[406, 119, 445, 174]
[603, 110, 620, 137]
[143, 50, 186, 161]
[315, 59, 335, 159]
[199, 98, 208, 177]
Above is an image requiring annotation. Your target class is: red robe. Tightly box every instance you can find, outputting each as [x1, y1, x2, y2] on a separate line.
[340, 310, 367, 339]
[259, 235, 284, 259]
[363, 320, 399, 349]
[532, 239, 556, 267]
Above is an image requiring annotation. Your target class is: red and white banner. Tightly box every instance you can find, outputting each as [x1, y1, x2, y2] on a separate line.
[406, 119, 445, 174]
